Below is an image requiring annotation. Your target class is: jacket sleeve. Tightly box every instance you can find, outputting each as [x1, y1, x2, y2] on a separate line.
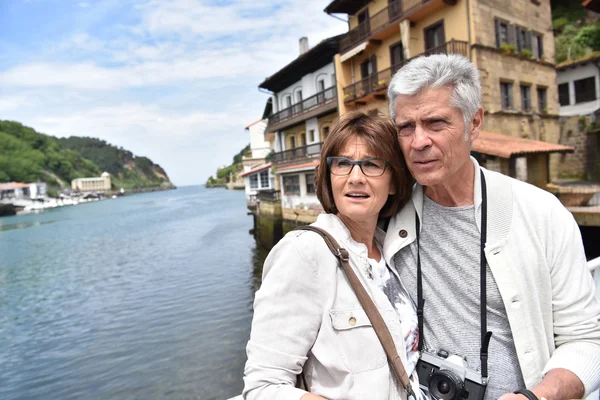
[542, 203, 600, 396]
[243, 233, 327, 400]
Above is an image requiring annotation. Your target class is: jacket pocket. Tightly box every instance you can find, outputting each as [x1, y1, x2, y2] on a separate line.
[329, 308, 387, 373]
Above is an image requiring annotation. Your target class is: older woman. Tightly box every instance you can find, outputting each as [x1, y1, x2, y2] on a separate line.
[243, 111, 417, 400]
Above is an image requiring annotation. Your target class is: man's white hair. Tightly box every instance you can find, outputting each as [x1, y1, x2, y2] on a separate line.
[388, 54, 481, 134]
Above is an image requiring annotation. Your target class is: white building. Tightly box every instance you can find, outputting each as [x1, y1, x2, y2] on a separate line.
[72, 172, 111, 192]
[557, 53, 600, 116]
[240, 119, 275, 209]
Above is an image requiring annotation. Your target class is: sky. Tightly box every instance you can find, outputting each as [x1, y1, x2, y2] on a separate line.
[0, 0, 347, 186]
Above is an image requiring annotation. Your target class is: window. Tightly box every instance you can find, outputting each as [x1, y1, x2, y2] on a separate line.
[306, 173, 315, 194]
[537, 87, 547, 113]
[296, 90, 303, 104]
[309, 129, 315, 142]
[500, 82, 513, 110]
[323, 126, 330, 139]
[317, 79, 325, 93]
[259, 170, 269, 188]
[424, 20, 445, 52]
[285, 95, 292, 108]
[249, 174, 258, 189]
[515, 26, 531, 53]
[283, 175, 300, 195]
[520, 85, 531, 112]
[495, 19, 509, 48]
[390, 41, 404, 70]
[558, 83, 570, 106]
[533, 32, 543, 59]
[574, 77, 597, 103]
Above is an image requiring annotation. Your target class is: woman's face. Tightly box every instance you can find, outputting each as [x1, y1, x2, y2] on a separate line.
[331, 135, 395, 225]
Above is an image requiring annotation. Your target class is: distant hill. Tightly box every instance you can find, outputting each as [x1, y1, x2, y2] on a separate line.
[206, 144, 250, 187]
[0, 120, 174, 191]
[58, 136, 173, 190]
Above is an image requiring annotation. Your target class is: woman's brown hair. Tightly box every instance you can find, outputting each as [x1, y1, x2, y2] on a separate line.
[315, 111, 413, 219]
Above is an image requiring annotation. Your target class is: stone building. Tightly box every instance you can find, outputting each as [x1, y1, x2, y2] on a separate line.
[71, 172, 111, 192]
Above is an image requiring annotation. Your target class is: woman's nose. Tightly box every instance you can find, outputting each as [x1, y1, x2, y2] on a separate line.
[347, 163, 366, 183]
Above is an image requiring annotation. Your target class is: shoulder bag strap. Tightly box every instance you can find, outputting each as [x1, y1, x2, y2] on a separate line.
[293, 225, 415, 398]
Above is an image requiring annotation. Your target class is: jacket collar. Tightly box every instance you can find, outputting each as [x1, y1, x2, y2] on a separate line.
[383, 156, 514, 265]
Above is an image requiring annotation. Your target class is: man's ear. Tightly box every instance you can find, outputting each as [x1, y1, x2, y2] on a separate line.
[469, 107, 484, 143]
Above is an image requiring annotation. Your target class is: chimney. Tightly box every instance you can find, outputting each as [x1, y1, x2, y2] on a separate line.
[299, 37, 309, 55]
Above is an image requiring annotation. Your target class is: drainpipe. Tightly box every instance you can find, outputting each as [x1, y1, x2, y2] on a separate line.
[466, 0, 472, 60]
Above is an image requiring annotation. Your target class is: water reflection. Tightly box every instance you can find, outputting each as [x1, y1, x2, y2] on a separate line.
[0, 219, 58, 232]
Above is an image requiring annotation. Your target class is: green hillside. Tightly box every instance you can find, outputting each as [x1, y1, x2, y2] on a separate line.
[0, 120, 173, 191]
[206, 144, 250, 187]
[552, 0, 600, 63]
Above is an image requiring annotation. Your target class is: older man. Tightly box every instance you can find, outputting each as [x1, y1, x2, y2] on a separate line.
[383, 54, 600, 400]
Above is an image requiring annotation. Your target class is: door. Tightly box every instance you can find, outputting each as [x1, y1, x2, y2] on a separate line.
[360, 56, 377, 95]
[424, 20, 445, 53]
[357, 9, 370, 39]
[390, 42, 404, 72]
[388, 0, 401, 21]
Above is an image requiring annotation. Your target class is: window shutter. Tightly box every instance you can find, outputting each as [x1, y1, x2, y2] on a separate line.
[508, 24, 516, 46]
[532, 35, 538, 58]
[526, 30, 533, 51]
[495, 19, 501, 48]
[538, 35, 544, 57]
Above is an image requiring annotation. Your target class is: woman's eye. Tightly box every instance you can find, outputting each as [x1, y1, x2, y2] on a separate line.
[337, 159, 352, 167]
[364, 161, 382, 169]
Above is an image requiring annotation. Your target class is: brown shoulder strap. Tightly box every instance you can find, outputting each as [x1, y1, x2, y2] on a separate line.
[293, 225, 415, 398]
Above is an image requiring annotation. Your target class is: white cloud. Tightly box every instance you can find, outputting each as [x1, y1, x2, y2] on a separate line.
[0, 0, 348, 185]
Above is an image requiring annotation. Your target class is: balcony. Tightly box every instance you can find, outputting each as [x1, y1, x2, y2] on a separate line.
[271, 142, 324, 164]
[269, 87, 337, 132]
[343, 39, 468, 105]
[339, 0, 457, 54]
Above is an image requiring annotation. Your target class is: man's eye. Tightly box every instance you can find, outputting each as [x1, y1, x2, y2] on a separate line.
[430, 121, 446, 129]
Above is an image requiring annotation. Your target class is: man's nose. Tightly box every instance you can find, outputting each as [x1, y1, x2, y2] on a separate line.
[411, 124, 432, 151]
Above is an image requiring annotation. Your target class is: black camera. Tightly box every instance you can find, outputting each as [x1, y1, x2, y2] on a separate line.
[417, 351, 487, 400]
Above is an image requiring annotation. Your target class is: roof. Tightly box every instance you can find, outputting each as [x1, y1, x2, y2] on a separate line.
[239, 163, 272, 178]
[325, 0, 369, 14]
[0, 182, 30, 190]
[556, 51, 600, 70]
[244, 118, 267, 130]
[472, 131, 574, 158]
[259, 35, 343, 93]
[583, 0, 600, 13]
[275, 160, 320, 173]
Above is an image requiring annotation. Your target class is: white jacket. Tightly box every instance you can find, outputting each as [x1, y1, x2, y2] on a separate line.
[243, 213, 414, 400]
[383, 158, 600, 396]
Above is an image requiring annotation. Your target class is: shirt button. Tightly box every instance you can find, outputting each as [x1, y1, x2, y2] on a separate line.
[399, 229, 408, 238]
[348, 317, 357, 326]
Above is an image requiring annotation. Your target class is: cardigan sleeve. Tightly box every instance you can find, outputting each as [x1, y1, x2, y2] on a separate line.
[542, 203, 600, 396]
[243, 232, 327, 400]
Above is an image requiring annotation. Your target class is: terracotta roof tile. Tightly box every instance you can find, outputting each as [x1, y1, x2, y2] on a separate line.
[556, 51, 600, 70]
[275, 160, 319, 172]
[239, 163, 272, 178]
[473, 131, 574, 158]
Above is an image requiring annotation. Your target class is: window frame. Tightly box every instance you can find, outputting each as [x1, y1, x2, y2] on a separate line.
[249, 174, 259, 189]
[574, 76, 597, 104]
[537, 87, 547, 113]
[558, 82, 570, 106]
[283, 175, 300, 195]
[305, 173, 316, 194]
[259, 170, 269, 188]
[520, 84, 532, 112]
[500, 81, 513, 111]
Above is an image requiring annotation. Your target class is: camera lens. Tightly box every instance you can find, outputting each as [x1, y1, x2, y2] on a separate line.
[429, 370, 464, 400]
[438, 380, 450, 394]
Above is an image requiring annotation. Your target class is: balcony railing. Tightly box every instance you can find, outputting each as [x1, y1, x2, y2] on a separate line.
[340, 0, 428, 53]
[270, 87, 337, 126]
[343, 40, 468, 103]
[256, 189, 281, 202]
[271, 142, 324, 164]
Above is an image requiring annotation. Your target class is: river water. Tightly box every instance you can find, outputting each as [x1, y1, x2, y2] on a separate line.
[0, 186, 267, 400]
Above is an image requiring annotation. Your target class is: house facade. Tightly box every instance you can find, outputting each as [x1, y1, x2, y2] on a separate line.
[258, 36, 342, 223]
[556, 53, 600, 181]
[71, 172, 111, 192]
[240, 118, 275, 209]
[327, 0, 561, 184]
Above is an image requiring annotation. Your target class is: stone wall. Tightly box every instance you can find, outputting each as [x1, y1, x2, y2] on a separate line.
[282, 207, 321, 224]
[557, 115, 599, 181]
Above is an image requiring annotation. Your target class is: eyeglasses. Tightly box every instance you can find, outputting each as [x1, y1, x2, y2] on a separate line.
[327, 156, 390, 177]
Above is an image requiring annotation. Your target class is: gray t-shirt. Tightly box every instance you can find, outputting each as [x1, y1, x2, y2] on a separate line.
[393, 195, 525, 399]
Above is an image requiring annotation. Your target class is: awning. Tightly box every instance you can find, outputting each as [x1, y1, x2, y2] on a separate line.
[340, 41, 368, 62]
[472, 131, 574, 159]
[239, 163, 272, 178]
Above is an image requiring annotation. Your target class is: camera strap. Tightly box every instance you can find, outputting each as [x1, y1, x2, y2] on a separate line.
[415, 169, 493, 383]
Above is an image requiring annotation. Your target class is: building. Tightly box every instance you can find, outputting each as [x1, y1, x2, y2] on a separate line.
[556, 53, 600, 181]
[326, 0, 561, 182]
[240, 119, 275, 209]
[258, 35, 342, 222]
[0, 182, 31, 201]
[71, 172, 111, 192]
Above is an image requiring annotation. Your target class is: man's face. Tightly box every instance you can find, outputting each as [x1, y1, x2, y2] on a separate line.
[392, 86, 479, 188]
